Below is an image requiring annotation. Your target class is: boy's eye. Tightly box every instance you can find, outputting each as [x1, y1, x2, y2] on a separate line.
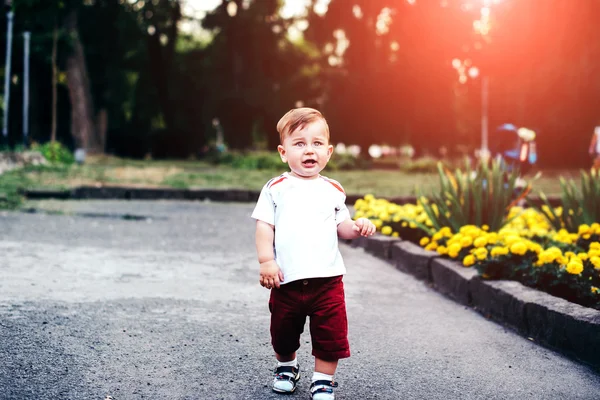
[314, 142, 322, 147]
[295, 142, 305, 147]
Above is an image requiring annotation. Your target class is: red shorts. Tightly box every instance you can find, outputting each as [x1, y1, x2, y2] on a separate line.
[268, 275, 350, 361]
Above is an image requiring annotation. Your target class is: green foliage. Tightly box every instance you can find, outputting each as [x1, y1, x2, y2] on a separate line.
[400, 156, 439, 173]
[534, 169, 600, 232]
[328, 154, 369, 171]
[0, 168, 31, 209]
[418, 158, 529, 233]
[31, 141, 74, 164]
[210, 150, 371, 171]
[210, 151, 283, 171]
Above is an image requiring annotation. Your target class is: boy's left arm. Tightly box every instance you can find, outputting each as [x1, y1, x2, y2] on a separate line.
[337, 217, 376, 239]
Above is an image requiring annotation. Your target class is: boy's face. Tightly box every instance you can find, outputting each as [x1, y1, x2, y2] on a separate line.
[277, 120, 333, 179]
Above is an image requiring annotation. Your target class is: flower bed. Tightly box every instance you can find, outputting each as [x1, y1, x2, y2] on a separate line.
[353, 195, 600, 310]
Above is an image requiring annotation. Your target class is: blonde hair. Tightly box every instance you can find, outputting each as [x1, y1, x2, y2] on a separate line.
[276, 107, 330, 144]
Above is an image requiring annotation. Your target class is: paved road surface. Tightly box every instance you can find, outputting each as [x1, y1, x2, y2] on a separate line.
[0, 200, 599, 399]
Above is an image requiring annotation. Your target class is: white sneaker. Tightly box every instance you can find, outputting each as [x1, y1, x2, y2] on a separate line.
[272, 364, 300, 394]
[309, 379, 338, 400]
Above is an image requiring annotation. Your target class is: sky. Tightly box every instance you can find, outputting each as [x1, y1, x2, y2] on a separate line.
[180, 0, 330, 39]
[184, 0, 323, 18]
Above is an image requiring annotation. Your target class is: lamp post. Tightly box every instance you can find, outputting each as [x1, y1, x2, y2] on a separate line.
[23, 31, 30, 147]
[453, 60, 490, 160]
[470, 67, 490, 161]
[481, 76, 490, 159]
[2, 0, 13, 146]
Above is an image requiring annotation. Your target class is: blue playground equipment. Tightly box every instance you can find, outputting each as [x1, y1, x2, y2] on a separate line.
[489, 123, 538, 175]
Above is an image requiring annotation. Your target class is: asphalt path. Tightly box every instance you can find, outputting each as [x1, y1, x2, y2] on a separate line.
[0, 200, 599, 400]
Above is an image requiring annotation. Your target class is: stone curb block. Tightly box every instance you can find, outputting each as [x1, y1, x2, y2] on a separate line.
[349, 236, 368, 249]
[22, 188, 71, 200]
[525, 294, 600, 368]
[364, 235, 398, 260]
[391, 241, 438, 282]
[470, 278, 543, 335]
[23, 187, 262, 202]
[430, 257, 478, 306]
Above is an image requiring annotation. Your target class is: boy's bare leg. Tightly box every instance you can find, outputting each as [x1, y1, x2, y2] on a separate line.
[314, 358, 338, 375]
[275, 352, 297, 362]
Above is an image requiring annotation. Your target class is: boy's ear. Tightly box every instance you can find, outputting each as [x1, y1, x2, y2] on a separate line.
[277, 145, 287, 162]
[327, 144, 333, 159]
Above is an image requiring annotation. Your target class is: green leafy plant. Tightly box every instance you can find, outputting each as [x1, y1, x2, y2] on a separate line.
[416, 158, 530, 233]
[328, 153, 369, 171]
[31, 141, 74, 164]
[534, 169, 600, 232]
[0, 167, 33, 209]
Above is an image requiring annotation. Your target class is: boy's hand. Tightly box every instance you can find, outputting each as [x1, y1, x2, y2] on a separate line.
[353, 217, 376, 237]
[259, 260, 284, 290]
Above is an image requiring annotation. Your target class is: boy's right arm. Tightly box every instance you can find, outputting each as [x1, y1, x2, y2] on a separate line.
[255, 220, 284, 289]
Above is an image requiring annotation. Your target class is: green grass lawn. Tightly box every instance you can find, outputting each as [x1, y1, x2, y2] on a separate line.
[0, 155, 579, 208]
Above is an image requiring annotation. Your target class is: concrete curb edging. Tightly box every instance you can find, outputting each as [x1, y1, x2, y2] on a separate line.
[22, 187, 261, 202]
[353, 235, 600, 370]
[22, 187, 564, 208]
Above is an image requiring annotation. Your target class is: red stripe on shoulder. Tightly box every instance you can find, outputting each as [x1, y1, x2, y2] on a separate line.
[268, 176, 287, 188]
[325, 179, 345, 194]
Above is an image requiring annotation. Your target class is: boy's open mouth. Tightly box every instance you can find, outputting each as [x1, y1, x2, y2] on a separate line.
[302, 159, 317, 166]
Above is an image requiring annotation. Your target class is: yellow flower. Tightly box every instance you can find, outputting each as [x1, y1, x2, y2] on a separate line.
[504, 235, 521, 246]
[354, 199, 366, 209]
[437, 246, 448, 255]
[364, 194, 375, 201]
[578, 224, 591, 236]
[381, 226, 393, 236]
[589, 249, 600, 258]
[425, 242, 438, 251]
[473, 236, 488, 248]
[592, 286, 600, 294]
[473, 247, 488, 260]
[491, 246, 509, 257]
[438, 227, 452, 237]
[419, 237, 430, 246]
[460, 236, 473, 248]
[510, 242, 528, 256]
[590, 256, 600, 270]
[373, 219, 383, 229]
[392, 232, 399, 238]
[463, 254, 476, 267]
[590, 242, 600, 250]
[448, 243, 462, 259]
[565, 260, 584, 275]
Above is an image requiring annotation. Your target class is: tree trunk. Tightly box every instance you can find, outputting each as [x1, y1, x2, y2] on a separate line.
[64, 9, 102, 153]
[96, 108, 107, 152]
[50, 22, 58, 143]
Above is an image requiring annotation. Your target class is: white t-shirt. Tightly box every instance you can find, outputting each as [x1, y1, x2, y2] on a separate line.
[251, 172, 351, 284]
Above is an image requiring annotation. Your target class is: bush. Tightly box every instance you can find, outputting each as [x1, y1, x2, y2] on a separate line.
[31, 141, 74, 164]
[534, 169, 600, 233]
[417, 158, 530, 233]
[328, 153, 370, 171]
[210, 151, 283, 170]
[399, 156, 439, 173]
